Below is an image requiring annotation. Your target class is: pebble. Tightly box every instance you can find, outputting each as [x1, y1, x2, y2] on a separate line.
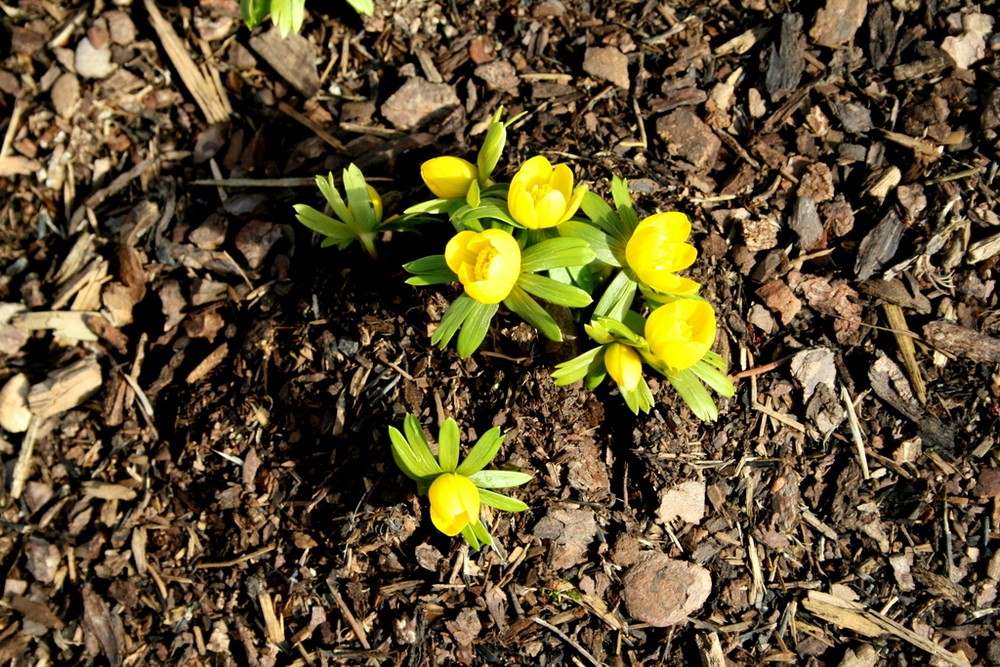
[75, 37, 115, 79]
[51, 73, 80, 119]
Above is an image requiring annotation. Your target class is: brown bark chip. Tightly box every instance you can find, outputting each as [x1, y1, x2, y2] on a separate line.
[657, 480, 706, 524]
[381, 78, 460, 130]
[655, 109, 722, 171]
[756, 279, 802, 325]
[766, 13, 805, 102]
[622, 553, 712, 627]
[583, 46, 630, 89]
[973, 469, 1000, 498]
[474, 60, 520, 92]
[532, 507, 598, 570]
[809, 0, 868, 47]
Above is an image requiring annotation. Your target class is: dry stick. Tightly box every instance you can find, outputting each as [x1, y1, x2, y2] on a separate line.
[840, 385, 869, 480]
[329, 586, 371, 650]
[190, 177, 317, 187]
[194, 545, 275, 569]
[882, 303, 926, 405]
[278, 102, 348, 153]
[530, 616, 603, 667]
[10, 417, 41, 499]
[143, 0, 230, 125]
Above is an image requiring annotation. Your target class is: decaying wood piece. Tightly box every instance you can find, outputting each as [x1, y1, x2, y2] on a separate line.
[765, 13, 805, 102]
[802, 591, 971, 667]
[249, 28, 321, 98]
[143, 0, 231, 124]
[28, 356, 103, 419]
[924, 320, 1000, 363]
[13, 311, 99, 341]
[855, 209, 905, 280]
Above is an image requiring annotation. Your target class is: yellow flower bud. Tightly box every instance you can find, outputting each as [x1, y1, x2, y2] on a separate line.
[347, 185, 383, 222]
[428, 473, 481, 536]
[444, 228, 521, 304]
[625, 212, 700, 295]
[645, 298, 716, 371]
[508, 156, 586, 229]
[421, 157, 479, 199]
[605, 343, 642, 391]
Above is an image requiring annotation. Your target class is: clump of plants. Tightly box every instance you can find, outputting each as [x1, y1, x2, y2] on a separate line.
[295, 108, 734, 545]
[240, 0, 374, 36]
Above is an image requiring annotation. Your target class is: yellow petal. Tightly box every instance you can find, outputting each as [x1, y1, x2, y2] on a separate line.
[531, 189, 569, 229]
[367, 185, 383, 222]
[605, 343, 642, 390]
[445, 230, 479, 274]
[559, 184, 587, 225]
[508, 185, 539, 228]
[638, 212, 691, 243]
[428, 473, 480, 536]
[645, 299, 716, 370]
[421, 156, 479, 199]
[644, 273, 702, 296]
[550, 163, 575, 197]
[513, 155, 553, 186]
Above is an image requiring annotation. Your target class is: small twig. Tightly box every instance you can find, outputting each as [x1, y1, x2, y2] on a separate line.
[751, 401, 806, 433]
[194, 545, 275, 569]
[840, 385, 869, 480]
[530, 616, 603, 667]
[328, 585, 371, 649]
[278, 101, 347, 153]
[731, 354, 794, 379]
[191, 177, 317, 187]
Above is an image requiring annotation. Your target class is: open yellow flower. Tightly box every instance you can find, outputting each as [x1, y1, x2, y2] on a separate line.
[625, 212, 700, 295]
[421, 157, 479, 198]
[508, 156, 586, 229]
[605, 343, 642, 391]
[645, 298, 716, 371]
[428, 473, 481, 536]
[445, 229, 521, 304]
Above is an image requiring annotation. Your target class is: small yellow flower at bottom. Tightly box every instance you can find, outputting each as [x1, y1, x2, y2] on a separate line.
[605, 343, 642, 391]
[445, 228, 521, 304]
[428, 473, 481, 536]
[645, 298, 716, 371]
[421, 156, 479, 198]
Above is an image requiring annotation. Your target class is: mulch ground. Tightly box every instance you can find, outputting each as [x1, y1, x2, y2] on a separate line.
[2, 0, 1000, 665]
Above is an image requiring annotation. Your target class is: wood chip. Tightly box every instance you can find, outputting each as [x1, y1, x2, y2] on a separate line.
[185, 342, 230, 384]
[621, 553, 712, 627]
[28, 357, 102, 419]
[0, 373, 32, 433]
[924, 320, 1000, 363]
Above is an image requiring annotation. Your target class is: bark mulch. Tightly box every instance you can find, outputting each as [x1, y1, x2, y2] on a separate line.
[1, 0, 1000, 665]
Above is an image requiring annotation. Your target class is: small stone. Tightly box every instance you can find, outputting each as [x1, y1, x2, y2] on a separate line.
[0, 374, 32, 433]
[75, 37, 115, 79]
[51, 73, 80, 119]
[106, 10, 137, 45]
[655, 109, 722, 171]
[810, 0, 868, 47]
[380, 78, 460, 130]
[583, 46, 630, 89]
[622, 553, 711, 627]
[474, 60, 520, 92]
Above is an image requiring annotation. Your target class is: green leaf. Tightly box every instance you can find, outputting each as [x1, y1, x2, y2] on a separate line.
[344, 0, 374, 15]
[315, 173, 351, 225]
[404, 199, 453, 215]
[404, 254, 452, 275]
[456, 301, 499, 358]
[558, 220, 622, 266]
[437, 419, 460, 472]
[665, 369, 719, 421]
[405, 274, 455, 286]
[518, 273, 592, 308]
[581, 190, 626, 240]
[552, 348, 603, 386]
[478, 109, 507, 182]
[460, 522, 481, 550]
[520, 237, 596, 273]
[690, 360, 736, 398]
[468, 470, 532, 488]
[478, 489, 529, 512]
[293, 204, 353, 241]
[343, 164, 377, 233]
[620, 378, 655, 415]
[456, 428, 504, 476]
[454, 203, 517, 228]
[503, 286, 562, 342]
[466, 179, 481, 208]
[592, 317, 644, 345]
[611, 176, 639, 235]
[701, 350, 728, 373]
[269, 0, 305, 36]
[402, 415, 440, 471]
[388, 426, 441, 480]
[592, 271, 637, 320]
[431, 294, 476, 349]
[471, 520, 493, 546]
[240, 0, 270, 28]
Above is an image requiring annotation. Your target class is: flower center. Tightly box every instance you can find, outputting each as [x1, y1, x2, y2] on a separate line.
[474, 247, 499, 280]
[528, 182, 553, 201]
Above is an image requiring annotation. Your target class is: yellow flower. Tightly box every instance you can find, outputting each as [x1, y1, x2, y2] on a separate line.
[421, 157, 479, 199]
[428, 473, 481, 536]
[605, 343, 642, 391]
[645, 298, 716, 371]
[445, 229, 521, 304]
[508, 156, 586, 229]
[625, 212, 700, 295]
